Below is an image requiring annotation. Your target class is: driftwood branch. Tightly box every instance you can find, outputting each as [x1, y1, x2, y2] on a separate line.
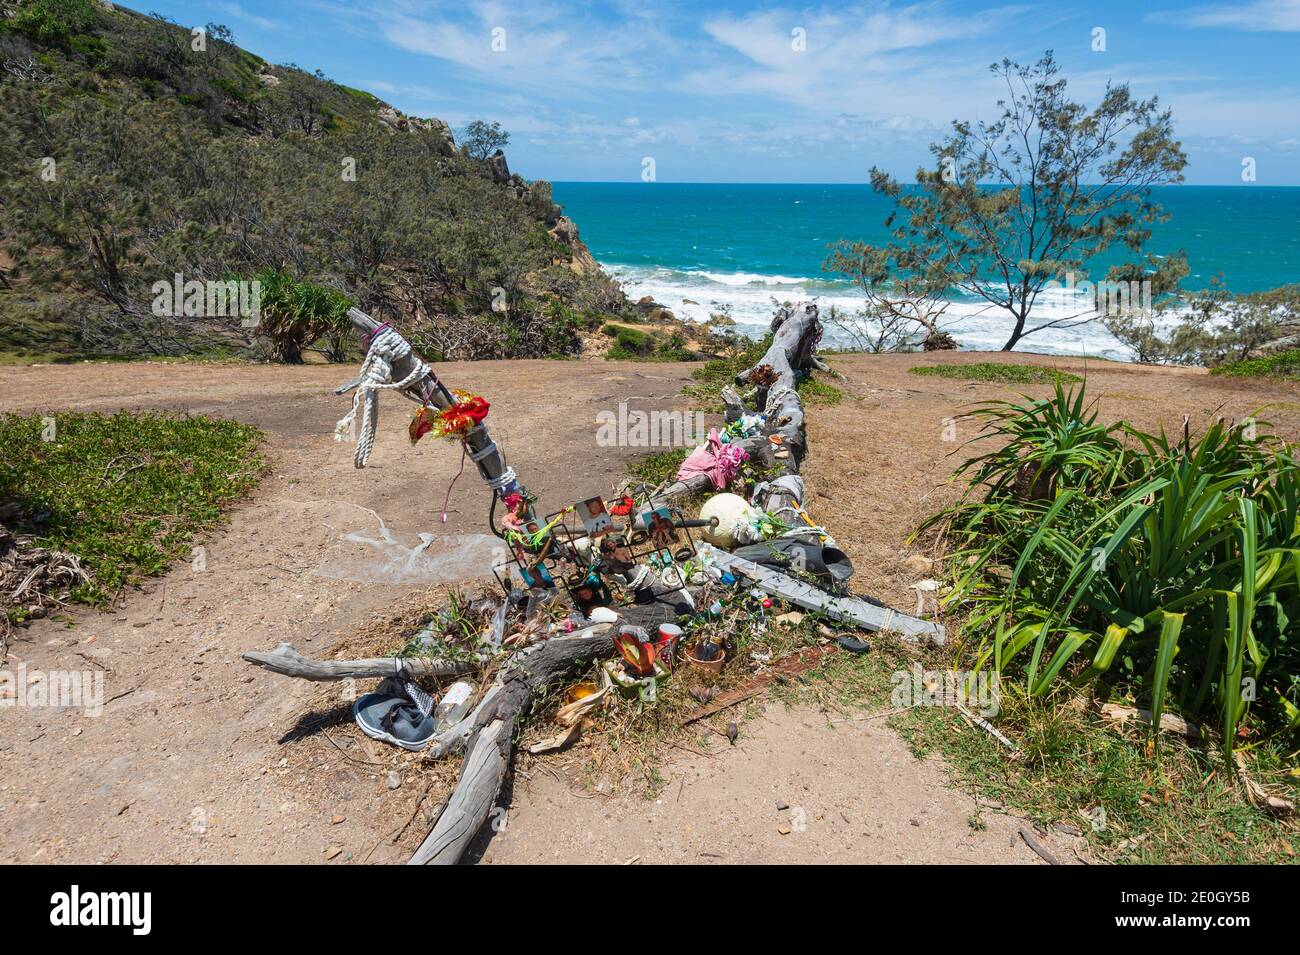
[408, 628, 615, 864]
[408, 599, 688, 864]
[660, 303, 819, 504]
[700, 544, 944, 645]
[241, 642, 478, 681]
[343, 308, 518, 503]
[738, 302, 818, 462]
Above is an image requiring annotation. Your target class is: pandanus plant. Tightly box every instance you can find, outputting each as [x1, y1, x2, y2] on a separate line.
[928, 382, 1300, 757]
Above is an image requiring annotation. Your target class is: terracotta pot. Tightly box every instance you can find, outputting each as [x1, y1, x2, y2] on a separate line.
[685, 645, 726, 676]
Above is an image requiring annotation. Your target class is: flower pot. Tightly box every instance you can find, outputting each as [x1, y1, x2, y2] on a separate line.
[685, 645, 726, 677]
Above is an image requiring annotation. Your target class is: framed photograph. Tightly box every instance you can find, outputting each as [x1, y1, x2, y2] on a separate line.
[638, 505, 679, 549]
[578, 496, 613, 537]
[517, 558, 555, 590]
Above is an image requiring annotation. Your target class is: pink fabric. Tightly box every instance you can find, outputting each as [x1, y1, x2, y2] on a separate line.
[676, 428, 749, 490]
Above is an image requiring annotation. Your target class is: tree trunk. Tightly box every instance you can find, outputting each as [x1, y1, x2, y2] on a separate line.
[1000, 307, 1028, 351]
[658, 303, 821, 503]
[408, 598, 687, 864]
[279, 338, 305, 364]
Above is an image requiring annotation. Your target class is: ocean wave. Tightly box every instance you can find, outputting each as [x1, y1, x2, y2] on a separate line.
[604, 260, 1162, 360]
[688, 269, 813, 287]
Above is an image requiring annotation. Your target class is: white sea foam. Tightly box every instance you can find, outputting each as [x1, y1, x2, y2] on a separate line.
[690, 270, 809, 286]
[608, 262, 1175, 360]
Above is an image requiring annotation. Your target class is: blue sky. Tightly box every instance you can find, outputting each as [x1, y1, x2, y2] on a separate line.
[138, 1, 1300, 184]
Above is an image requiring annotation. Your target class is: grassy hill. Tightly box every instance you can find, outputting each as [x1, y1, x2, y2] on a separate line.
[0, 0, 629, 363]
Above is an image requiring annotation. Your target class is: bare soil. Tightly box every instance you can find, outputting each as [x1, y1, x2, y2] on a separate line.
[1, 351, 1293, 864]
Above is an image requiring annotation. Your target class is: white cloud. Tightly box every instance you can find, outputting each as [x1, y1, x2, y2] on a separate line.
[678, 4, 1019, 119]
[1172, 0, 1300, 32]
[216, 2, 283, 31]
[371, 0, 667, 95]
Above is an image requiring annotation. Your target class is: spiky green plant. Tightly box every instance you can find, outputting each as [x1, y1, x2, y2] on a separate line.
[251, 269, 353, 364]
[927, 382, 1300, 757]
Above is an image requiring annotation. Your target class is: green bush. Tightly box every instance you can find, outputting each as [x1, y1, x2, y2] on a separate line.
[925, 382, 1300, 758]
[610, 325, 653, 354]
[1210, 349, 1300, 381]
[5, 0, 97, 48]
[251, 269, 353, 363]
[602, 324, 696, 362]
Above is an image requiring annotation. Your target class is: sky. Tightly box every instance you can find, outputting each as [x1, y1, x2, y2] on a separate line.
[135, 0, 1300, 184]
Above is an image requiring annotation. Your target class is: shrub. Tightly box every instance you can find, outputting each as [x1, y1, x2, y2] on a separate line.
[5, 0, 97, 48]
[924, 382, 1300, 758]
[250, 269, 353, 363]
[1107, 283, 1300, 367]
[1210, 348, 1300, 382]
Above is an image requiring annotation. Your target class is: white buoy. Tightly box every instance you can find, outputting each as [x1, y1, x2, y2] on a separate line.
[699, 493, 759, 548]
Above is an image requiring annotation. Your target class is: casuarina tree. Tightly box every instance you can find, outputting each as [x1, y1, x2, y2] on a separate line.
[837, 52, 1188, 352]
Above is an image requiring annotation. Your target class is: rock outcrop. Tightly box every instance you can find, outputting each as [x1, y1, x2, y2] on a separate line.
[549, 215, 598, 275]
[376, 107, 456, 155]
[487, 149, 511, 185]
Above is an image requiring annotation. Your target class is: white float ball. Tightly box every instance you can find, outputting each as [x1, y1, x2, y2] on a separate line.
[699, 493, 759, 548]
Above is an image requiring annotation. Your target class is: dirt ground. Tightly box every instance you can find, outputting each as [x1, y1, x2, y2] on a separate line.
[1, 350, 1294, 864]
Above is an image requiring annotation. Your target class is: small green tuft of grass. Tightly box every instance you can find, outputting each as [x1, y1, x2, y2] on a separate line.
[0, 411, 264, 609]
[625, 448, 690, 487]
[682, 335, 771, 411]
[909, 362, 1082, 385]
[798, 376, 844, 406]
[1210, 348, 1300, 381]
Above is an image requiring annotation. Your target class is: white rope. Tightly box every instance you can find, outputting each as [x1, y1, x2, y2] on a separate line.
[764, 385, 798, 414]
[487, 466, 517, 491]
[334, 326, 431, 469]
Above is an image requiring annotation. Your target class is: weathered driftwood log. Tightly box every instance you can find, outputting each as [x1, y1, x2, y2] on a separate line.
[739, 302, 819, 464]
[737, 303, 819, 522]
[698, 544, 945, 645]
[659, 303, 821, 503]
[241, 642, 478, 681]
[341, 308, 519, 503]
[409, 597, 688, 864]
[409, 628, 615, 864]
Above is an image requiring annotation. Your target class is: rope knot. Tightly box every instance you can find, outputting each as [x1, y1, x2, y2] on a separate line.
[335, 326, 430, 468]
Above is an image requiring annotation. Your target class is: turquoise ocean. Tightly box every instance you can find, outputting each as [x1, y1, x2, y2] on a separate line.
[551, 183, 1300, 358]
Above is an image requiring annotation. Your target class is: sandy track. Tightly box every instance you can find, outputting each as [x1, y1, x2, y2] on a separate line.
[0, 358, 702, 863]
[3, 351, 1289, 864]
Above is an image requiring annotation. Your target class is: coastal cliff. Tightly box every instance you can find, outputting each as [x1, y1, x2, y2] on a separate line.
[0, 0, 625, 362]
